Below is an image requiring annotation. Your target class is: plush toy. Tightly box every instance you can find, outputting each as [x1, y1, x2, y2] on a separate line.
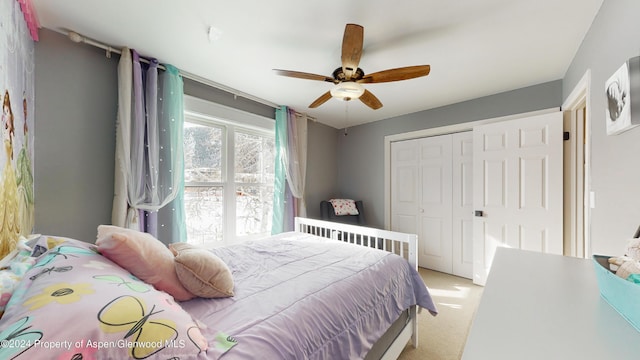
[608, 238, 640, 280]
[612, 258, 640, 280]
[625, 238, 640, 261]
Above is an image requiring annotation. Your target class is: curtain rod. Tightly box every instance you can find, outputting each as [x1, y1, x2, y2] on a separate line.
[66, 30, 281, 110]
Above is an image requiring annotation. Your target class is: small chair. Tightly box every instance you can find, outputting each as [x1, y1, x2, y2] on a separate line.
[320, 200, 366, 226]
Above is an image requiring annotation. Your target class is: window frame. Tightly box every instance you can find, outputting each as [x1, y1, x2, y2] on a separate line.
[184, 96, 275, 247]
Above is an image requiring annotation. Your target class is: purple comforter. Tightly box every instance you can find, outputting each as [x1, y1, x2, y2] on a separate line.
[181, 232, 437, 360]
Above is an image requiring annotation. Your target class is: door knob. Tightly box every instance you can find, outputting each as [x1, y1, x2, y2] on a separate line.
[474, 210, 484, 217]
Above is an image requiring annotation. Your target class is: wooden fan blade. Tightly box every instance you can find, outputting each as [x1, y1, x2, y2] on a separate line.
[309, 91, 333, 108]
[341, 24, 364, 80]
[273, 69, 336, 83]
[358, 65, 431, 84]
[359, 89, 383, 110]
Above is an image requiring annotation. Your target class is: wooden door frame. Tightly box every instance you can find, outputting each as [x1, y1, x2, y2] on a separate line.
[562, 70, 592, 258]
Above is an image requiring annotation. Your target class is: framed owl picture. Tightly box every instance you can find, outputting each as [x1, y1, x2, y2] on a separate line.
[605, 56, 640, 135]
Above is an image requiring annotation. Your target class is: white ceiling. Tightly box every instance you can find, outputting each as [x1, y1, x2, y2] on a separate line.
[31, 0, 603, 129]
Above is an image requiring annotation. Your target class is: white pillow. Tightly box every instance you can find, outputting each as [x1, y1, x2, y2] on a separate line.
[329, 199, 359, 216]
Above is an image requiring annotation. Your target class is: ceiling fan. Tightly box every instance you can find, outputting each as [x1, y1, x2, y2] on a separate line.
[274, 23, 431, 110]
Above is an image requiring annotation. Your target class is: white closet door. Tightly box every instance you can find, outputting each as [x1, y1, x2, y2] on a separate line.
[419, 135, 453, 273]
[452, 132, 474, 279]
[390, 139, 421, 239]
[391, 135, 453, 272]
[472, 111, 563, 285]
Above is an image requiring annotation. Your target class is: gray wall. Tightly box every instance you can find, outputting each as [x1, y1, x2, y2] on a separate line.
[183, 78, 275, 119]
[36, 0, 638, 255]
[563, 0, 640, 256]
[305, 120, 339, 219]
[32, 28, 560, 238]
[335, 81, 563, 228]
[33, 29, 335, 241]
[335, 0, 640, 253]
[34, 29, 118, 241]
[34, 30, 279, 243]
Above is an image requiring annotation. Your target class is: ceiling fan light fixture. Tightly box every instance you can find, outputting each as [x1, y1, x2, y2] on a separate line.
[330, 81, 365, 100]
[274, 24, 429, 110]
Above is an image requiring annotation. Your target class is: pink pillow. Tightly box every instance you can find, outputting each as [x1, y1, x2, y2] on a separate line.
[95, 225, 195, 301]
[0, 238, 217, 359]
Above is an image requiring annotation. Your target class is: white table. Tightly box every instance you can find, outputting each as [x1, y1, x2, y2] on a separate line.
[462, 247, 640, 359]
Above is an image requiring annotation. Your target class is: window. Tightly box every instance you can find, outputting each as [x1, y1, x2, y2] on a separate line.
[234, 131, 275, 237]
[183, 96, 275, 247]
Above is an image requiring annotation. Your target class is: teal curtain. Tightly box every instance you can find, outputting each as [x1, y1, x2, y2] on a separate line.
[271, 106, 308, 234]
[272, 106, 288, 234]
[160, 64, 187, 242]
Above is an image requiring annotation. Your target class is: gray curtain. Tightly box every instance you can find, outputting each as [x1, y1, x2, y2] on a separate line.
[112, 48, 186, 240]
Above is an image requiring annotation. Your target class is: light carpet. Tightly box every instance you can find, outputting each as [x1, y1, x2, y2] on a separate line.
[398, 269, 484, 360]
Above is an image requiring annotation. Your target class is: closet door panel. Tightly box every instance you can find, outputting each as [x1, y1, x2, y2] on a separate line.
[452, 132, 474, 279]
[391, 132, 471, 275]
[390, 140, 421, 237]
[418, 135, 453, 273]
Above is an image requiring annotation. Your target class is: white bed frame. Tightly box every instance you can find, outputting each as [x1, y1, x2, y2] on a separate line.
[294, 217, 420, 360]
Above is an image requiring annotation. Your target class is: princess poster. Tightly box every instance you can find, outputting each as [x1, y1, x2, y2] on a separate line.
[0, 0, 35, 258]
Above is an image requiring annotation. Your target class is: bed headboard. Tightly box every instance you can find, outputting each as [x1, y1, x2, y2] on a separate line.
[294, 217, 418, 271]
